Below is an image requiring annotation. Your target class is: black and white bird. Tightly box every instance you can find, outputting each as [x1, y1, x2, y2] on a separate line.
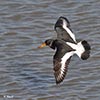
[54, 16, 91, 60]
[38, 16, 91, 84]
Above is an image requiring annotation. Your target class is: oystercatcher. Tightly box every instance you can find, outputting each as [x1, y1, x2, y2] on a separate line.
[54, 17, 91, 60]
[38, 16, 91, 84]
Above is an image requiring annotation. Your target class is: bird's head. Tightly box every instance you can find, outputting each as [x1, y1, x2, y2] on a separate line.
[38, 39, 55, 49]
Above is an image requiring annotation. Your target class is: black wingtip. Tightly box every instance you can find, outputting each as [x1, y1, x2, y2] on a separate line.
[54, 16, 70, 30]
[54, 70, 67, 85]
[59, 16, 70, 22]
[59, 16, 70, 27]
[55, 77, 64, 84]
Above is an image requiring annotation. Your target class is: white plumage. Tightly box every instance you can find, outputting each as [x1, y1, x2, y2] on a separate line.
[62, 19, 76, 43]
[66, 42, 85, 58]
[60, 51, 75, 77]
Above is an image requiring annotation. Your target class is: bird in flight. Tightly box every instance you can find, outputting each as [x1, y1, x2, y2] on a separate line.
[38, 16, 91, 84]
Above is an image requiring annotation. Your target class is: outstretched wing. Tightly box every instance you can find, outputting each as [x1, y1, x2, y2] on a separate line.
[54, 16, 76, 43]
[53, 51, 75, 84]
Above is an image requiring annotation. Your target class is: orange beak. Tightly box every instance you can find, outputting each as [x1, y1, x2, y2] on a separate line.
[38, 42, 47, 48]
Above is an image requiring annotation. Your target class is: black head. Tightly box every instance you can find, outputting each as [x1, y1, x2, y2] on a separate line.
[45, 39, 55, 49]
[54, 16, 70, 29]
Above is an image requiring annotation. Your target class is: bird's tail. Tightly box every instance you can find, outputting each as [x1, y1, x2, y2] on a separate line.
[75, 40, 91, 60]
[66, 40, 91, 60]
